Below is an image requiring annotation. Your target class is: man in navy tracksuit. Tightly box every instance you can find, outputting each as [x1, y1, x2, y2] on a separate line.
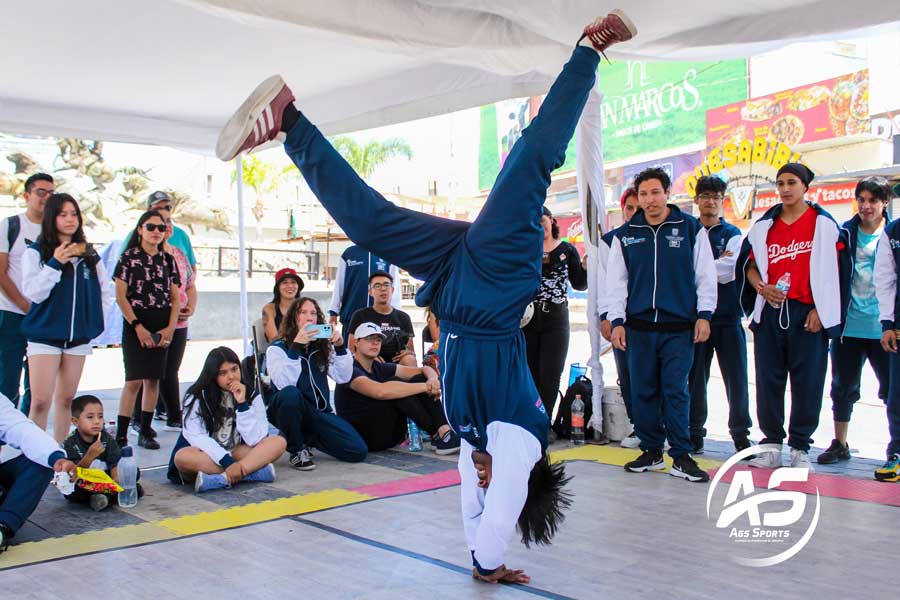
[821, 177, 892, 465]
[328, 245, 401, 343]
[687, 176, 752, 456]
[606, 167, 717, 483]
[873, 205, 900, 482]
[215, 10, 638, 582]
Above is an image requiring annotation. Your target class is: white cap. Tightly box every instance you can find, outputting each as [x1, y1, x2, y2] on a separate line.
[354, 322, 385, 340]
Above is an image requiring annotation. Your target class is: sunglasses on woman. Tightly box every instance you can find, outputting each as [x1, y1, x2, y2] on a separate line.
[143, 223, 166, 232]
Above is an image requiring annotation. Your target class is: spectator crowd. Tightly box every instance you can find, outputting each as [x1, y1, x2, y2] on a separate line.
[2, 163, 900, 555]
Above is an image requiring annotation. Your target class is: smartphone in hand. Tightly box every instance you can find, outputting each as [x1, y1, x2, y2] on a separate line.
[305, 324, 333, 339]
[150, 332, 163, 346]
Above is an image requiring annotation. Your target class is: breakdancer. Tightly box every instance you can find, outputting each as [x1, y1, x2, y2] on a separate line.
[216, 10, 636, 583]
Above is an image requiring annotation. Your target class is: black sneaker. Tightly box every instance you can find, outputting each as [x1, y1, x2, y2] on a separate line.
[817, 439, 851, 464]
[691, 436, 705, 455]
[138, 432, 160, 450]
[624, 449, 665, 473]
[164, 417, 183, 432]
[671, 454, 710, 483]
[433, 431, 461, 456]
[0, 524, 10, 555]
[734, 437, 755, 460]
[153, 409, 167, 422]
[289, 448, 316, 471]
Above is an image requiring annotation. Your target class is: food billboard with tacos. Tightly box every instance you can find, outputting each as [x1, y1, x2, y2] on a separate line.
[706, 70, 870, 148]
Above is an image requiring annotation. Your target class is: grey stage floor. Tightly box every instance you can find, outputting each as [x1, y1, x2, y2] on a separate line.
[3, 460, 893, 600]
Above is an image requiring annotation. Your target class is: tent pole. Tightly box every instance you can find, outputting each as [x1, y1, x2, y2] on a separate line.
[235, 157, 251, 357]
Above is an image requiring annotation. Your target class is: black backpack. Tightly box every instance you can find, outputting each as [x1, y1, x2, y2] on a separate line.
[552, 375, 594, 439]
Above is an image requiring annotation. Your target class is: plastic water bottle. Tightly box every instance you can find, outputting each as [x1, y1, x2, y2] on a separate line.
[407, 419, 423, 452]
[106, 420, 117, 438]
[117, 446, 139, 508]
[571, 394, 585, 446]
[769, 272, 791, 308]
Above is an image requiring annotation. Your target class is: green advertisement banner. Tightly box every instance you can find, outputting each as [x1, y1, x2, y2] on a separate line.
[478, 59, 747, 190]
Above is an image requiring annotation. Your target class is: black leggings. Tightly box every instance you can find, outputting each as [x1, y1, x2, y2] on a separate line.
[523, 302, 570, 417]
[346, 377, 448, 451]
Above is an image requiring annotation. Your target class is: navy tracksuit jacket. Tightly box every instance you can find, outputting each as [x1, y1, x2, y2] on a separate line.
[281, 44, 600, 574]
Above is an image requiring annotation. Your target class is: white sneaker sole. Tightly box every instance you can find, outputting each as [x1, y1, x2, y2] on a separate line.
[216, 74, 286, 161]
[625, 460, 666, 473]
[670, 466, 709, 483]
[609, 9, 638, 38]
[620, 437, 641, 449]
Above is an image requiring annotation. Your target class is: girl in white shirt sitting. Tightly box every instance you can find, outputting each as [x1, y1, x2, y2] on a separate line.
[172, 346, 286, 492]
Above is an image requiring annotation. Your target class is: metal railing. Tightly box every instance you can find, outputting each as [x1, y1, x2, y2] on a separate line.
[193, 246, 320, 279]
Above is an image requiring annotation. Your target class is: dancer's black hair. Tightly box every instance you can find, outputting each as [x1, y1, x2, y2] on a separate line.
[517, 453, 573, 547]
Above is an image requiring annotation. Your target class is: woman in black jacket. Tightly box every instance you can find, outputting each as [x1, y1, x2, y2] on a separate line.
[523, 207, 587, 419]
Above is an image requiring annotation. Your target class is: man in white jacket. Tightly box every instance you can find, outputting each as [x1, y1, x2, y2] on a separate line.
[0, 393, 76, 554]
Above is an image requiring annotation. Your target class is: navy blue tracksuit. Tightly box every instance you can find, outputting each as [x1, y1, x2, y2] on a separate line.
[606, 205, 718, 458]
[735, 203, 850, 452]
[282, 46, 603, 454]
[688, 218, 751, 442]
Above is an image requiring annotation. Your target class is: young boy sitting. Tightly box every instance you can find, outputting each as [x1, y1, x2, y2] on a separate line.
[62, 395, 141, 511]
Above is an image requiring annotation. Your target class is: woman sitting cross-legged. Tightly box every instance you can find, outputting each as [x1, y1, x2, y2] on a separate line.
[168, 346, 286, 492]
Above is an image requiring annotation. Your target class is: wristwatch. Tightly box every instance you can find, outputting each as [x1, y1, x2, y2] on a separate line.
[129, 317, 141, 328]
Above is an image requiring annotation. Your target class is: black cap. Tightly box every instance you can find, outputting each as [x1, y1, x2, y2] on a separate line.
[776, 163, 815, 189]
[147, 190, 171, 209]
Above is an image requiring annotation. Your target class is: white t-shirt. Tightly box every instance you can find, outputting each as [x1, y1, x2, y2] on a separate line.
[0, 213, 42, 314]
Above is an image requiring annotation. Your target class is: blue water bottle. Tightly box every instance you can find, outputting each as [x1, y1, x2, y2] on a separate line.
[407, 419, 423, 452]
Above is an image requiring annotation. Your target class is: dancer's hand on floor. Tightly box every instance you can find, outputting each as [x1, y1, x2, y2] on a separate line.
[472, 565, 531, 584]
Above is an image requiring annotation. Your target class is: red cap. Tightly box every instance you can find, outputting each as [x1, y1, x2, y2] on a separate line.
[274, 268, 304, 291]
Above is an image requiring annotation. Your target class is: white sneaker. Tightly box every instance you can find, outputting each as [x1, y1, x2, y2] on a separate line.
[749, 444, 783, 469]
[790, 448, 814, 472]
[620, 431, 641, 449]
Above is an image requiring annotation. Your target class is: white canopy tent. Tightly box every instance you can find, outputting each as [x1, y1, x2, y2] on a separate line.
[3, 1, 900, 369]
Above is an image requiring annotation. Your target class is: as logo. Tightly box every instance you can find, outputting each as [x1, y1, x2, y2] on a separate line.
[706, 446, 820, 567]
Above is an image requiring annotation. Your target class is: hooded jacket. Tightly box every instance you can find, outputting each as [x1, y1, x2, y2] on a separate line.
[21, 244, 112, 346]
[265, 339, 353, 411]
[735, 202, 850, 338]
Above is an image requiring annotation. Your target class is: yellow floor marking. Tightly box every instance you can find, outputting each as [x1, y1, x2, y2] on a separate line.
[158, 488, 373, 536]
[0, 523, 177, 569]
[551, 444, 723, 472]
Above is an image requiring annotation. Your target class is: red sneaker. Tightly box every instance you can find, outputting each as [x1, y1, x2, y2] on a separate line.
[216, 75, 296, 161]
[581, 9, 637, 56]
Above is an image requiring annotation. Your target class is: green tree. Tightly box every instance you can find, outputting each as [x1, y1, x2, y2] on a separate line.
[330, 137, 413, 180]
[232, 154, 280, 196]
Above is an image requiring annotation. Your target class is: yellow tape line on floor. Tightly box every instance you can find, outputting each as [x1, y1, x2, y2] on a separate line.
[158, 488, 372, 536]
[551, 444, 724, 472]
[2, 488, 374, 569]
[0, 522, 179, 569]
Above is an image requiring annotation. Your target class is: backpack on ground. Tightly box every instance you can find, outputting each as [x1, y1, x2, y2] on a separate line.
[551, 375, 594, 440]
